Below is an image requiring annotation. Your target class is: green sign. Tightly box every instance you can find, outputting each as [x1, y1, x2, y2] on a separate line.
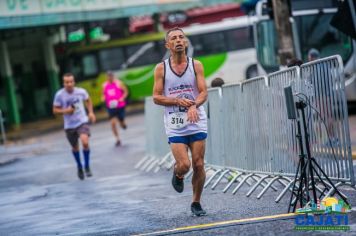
[68, 29, 85, 42]
[89, 27, 103, 40]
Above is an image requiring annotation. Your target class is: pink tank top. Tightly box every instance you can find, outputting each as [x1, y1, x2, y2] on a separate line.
[103, 80, 126, 109]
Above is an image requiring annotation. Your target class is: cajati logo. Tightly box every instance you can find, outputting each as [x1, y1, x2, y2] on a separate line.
[294, 197, 351, 231]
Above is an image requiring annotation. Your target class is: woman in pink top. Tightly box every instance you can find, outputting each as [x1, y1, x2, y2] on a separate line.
[102, 71, 129, 146]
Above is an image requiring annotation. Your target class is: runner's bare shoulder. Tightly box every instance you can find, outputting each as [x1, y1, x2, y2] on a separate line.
[192, 59, 204, 76]
[154, 62, 165, 78]
[193, 59, 203, 69]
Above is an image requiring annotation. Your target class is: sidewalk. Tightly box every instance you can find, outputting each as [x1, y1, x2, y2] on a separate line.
[2, 103, 144, 143]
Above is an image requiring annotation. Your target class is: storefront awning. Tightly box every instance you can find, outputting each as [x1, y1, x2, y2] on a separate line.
[0, 0, 236, 30]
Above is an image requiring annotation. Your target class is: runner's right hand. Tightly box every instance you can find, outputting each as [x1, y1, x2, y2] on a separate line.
[176, 98, 195, 107]
[64, 106, 75, 115]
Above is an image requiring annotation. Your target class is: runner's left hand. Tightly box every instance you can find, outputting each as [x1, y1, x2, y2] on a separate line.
[88, 112, 96, 123]
[187, 105, 199, 123]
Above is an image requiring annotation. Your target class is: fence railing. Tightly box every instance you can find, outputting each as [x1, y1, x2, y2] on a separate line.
[134, 97, 173, 172]
[300, 56, 354, 184]
[136, 55, 354, 202]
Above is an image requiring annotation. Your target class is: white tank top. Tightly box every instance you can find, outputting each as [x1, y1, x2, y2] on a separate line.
[163, 57, 207, 137]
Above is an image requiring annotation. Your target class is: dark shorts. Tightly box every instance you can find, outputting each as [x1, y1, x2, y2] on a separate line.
[65, 123, 91, 147]
[168, 132, 207, 145]
[107, 107, 125, 121]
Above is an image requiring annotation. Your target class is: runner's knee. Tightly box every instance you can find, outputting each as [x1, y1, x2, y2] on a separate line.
[111, 119, 117, 126]
[177, 161, 191, 174]
[192, 159, 204, 172]
[80, 135, 89, 148]
[82, 140, 89, 149]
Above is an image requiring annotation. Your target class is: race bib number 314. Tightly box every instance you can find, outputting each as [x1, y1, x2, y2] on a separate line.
[167, 112, 188, 130]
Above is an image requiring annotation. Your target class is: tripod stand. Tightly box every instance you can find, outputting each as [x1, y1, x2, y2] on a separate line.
[287, 100, 349, 213]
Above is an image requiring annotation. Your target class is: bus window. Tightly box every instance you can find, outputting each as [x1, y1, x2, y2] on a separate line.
[203, 32, 226, 54]
[255, 13, 353, 72]
[68, 55, 83, 79]
[256, 20, 279, 72]
[225, 27, 254, 51]
[189, 35, 204, 56]
[189, 31, 226, 56]
[125, 41, 165, 68]
[99, 48, 125, 71]
[82, 54, 99, 77]
[294, 14, 352, 63]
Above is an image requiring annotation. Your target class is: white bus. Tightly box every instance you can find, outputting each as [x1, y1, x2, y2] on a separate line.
[183, 15, 258, 85]
[254, 0, 356, 102]
[60, 15, 258, 106]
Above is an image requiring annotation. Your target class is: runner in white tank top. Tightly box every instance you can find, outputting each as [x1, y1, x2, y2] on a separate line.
[153, 27, 208, 216]
[163, 56, 208, 137]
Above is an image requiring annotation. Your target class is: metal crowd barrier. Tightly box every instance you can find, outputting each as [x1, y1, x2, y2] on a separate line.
[134, 97, 174, 172]
[203, 87, 234, 189]
[206, 76, 293, 199]
[136, 55, 354, 203]
[300, 56, 354, 186]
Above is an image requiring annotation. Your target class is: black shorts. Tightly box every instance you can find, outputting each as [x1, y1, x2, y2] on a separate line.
[65, 123, 91, 147]
[107, 107, 125, 121]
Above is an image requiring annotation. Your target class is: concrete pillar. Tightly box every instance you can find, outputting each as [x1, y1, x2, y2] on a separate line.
[43, 36, 60, 99]
[0, 41, 20, 127]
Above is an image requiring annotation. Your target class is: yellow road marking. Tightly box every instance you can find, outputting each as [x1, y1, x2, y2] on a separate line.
[133, 213, 297, 236]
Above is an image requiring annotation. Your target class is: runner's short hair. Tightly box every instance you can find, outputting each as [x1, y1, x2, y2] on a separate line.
[165, 27, 185, 41]
[106, 70, 114, 76]
[63, 72, 74, 78]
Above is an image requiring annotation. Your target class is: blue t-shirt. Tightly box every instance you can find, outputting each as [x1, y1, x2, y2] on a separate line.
[53, 88, 89, 129]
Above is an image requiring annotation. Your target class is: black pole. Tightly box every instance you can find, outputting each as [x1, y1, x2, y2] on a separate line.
[288, 103, 309, 212]
[294, 118, 307, 209]
[292, 153, 313, 212]
[296, 115, 310, 204]
[299, 101, 318, 203]
[288, 159, 300, 213]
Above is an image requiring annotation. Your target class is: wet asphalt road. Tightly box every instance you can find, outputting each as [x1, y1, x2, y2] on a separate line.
[0, 113, 356, 236]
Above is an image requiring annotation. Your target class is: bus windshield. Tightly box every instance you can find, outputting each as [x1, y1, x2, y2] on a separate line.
[256, 13, 353, 72]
